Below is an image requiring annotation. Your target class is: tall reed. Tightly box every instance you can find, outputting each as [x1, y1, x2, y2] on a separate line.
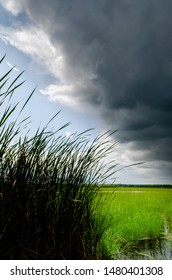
[0, 55, 116, 259]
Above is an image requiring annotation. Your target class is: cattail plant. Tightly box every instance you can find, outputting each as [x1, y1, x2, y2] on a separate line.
[0, 55, 117, 259]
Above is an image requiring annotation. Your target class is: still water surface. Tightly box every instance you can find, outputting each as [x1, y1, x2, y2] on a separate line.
[121, 220, 172, 260]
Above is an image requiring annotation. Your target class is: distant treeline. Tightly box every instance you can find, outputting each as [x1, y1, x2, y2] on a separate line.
[102, 184, 172, 189]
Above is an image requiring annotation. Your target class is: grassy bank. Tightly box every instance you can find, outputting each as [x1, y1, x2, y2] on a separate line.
[99, 187, 172, 258]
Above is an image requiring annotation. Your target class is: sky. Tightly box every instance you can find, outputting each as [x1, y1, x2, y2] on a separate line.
[0, 0, 172, 184]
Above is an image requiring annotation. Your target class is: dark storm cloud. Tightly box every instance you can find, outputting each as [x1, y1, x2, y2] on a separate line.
[14, 1, 172, 171]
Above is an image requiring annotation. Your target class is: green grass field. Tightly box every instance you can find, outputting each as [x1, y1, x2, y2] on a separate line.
[97, 186, 172, 258]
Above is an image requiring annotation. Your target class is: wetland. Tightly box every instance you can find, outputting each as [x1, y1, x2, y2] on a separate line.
[98, 186, 172, 259]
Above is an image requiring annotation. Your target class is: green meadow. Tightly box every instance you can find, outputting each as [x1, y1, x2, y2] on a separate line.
[98, 186, 172, 259]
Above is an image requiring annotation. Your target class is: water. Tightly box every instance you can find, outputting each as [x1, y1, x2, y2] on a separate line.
[120, 221, 172, 260]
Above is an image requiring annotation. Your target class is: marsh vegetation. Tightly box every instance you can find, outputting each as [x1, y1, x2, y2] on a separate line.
[0, 55, 116, 259]
[99, 186, 172, 259]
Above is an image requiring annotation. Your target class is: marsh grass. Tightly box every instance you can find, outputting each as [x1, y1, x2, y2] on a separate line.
[0, 55, 117, 259]
[99, 187, 172, 258]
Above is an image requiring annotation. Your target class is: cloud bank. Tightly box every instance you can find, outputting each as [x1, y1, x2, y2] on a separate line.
[0, 0, 172, 182]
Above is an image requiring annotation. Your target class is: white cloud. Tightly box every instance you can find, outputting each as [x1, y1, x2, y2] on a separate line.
[0, 35, 9, 45]
[0, 25, 65, 77]
[0, 23, 97, 111]
[40, 83, 80, 108]
[0, 0, 24, 16]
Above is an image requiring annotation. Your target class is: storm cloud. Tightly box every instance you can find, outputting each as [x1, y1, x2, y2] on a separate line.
[1, 0, 172, 180]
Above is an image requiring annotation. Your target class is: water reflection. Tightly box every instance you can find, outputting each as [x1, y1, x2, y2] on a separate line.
[120, 221, 172, 260]
[132, 237, 172, 259]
